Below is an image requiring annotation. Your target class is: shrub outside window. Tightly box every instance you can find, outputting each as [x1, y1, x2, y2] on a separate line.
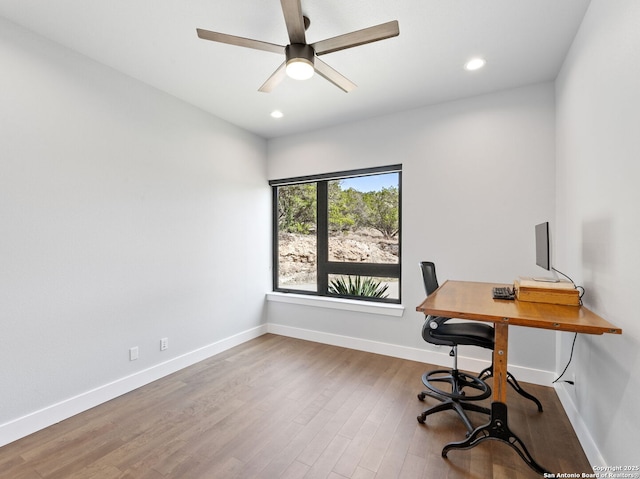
[270, 165, 401, 303]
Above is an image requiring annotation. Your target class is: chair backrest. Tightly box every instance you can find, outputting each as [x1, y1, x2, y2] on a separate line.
[418, 261, 495, 349]
[420, 261, 439, 296]
[419, 261, 454, 345]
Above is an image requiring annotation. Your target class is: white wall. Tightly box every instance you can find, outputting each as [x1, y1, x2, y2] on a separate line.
[555, 0, 640, 466]
[0, 17, 270, 444]
[267, 82, 558, 378]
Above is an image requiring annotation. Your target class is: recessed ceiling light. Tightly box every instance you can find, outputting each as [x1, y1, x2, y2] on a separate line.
[464, 57, 486, 71]
[270, 110, 284, 119]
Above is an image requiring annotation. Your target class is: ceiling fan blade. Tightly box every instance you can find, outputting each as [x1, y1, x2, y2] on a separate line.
[197, 29, 284, 54]
[314, 58, 357, 93]
[280, 0, 306, 44]
[312, 20, 399, 56]
[258, 62, 287, 93]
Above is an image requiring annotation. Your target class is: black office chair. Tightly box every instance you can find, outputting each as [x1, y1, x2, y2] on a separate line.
[417, 261, 543, 434]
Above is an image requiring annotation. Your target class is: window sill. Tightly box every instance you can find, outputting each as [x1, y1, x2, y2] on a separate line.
[266, 292, 405, 317]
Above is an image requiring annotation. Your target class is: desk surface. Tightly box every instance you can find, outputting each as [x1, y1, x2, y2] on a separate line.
[416, 280, 621, 335]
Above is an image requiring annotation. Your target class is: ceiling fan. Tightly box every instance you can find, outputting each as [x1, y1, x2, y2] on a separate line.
[196, 0, 399, 93]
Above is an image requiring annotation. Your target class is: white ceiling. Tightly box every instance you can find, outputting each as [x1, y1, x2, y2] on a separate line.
[0, 0, 591, 139]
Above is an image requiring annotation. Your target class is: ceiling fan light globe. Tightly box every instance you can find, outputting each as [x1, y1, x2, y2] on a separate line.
[286, 58, 315, 80]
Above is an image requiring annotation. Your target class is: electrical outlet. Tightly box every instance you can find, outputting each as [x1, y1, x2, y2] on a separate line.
[160, 338, 168, 351]
[129, 346, 139, 361]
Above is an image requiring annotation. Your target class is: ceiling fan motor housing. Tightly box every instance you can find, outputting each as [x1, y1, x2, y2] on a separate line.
[286, 44, 315, 65]
[285, 44, 315, 80]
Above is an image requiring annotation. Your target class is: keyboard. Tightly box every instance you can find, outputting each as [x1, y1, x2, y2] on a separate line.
[492, 286, 515, 300]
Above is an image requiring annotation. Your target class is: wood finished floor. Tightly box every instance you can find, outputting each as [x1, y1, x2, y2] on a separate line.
[1, 334, 592, 479]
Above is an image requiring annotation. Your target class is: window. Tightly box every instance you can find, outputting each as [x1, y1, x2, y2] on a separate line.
[270, 165, 401, 303]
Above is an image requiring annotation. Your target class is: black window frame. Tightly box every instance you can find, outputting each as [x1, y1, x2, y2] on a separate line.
[270, 164, 402, 304]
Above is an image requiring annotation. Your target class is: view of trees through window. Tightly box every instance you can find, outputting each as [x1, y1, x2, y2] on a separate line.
[274, 169, 401, 302]
[277, 183, 318, 290]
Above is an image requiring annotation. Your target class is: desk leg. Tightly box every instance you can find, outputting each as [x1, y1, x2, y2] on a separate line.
[493, 321, 509, 403]
[441, 323, 551, 476]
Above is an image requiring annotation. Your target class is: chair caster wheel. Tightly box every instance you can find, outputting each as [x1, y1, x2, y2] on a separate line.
[417, 415, 425, 424]
[417, 393, 426, 401]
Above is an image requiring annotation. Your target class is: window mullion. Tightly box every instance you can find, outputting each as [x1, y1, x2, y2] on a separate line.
[325, 262, 400, 277]
[317, 181, 329, 294]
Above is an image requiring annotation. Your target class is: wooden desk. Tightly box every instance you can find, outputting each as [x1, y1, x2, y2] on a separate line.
[416, 280, 621, 475]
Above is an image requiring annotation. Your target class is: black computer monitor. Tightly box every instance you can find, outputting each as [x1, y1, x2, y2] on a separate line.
[535, 222, 550, 271]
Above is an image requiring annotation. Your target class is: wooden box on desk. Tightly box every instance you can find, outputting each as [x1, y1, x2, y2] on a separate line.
[514, 277, 580, 306]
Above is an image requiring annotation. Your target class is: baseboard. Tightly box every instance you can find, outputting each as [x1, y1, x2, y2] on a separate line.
[554, 382, 603, 468]
[266, 323, 555, 386]
[0, 324, 268, 448]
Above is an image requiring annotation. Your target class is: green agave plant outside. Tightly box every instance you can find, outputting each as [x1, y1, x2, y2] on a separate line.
[328, 275, 389, 298]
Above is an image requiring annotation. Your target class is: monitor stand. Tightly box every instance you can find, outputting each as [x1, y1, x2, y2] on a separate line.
[532, 276, 559, 283]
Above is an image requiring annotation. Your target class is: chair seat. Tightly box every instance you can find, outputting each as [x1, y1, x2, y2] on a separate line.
[427, 321, 495, 349]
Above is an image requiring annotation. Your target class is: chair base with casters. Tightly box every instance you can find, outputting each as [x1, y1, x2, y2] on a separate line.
[417, 354, 491, 436]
